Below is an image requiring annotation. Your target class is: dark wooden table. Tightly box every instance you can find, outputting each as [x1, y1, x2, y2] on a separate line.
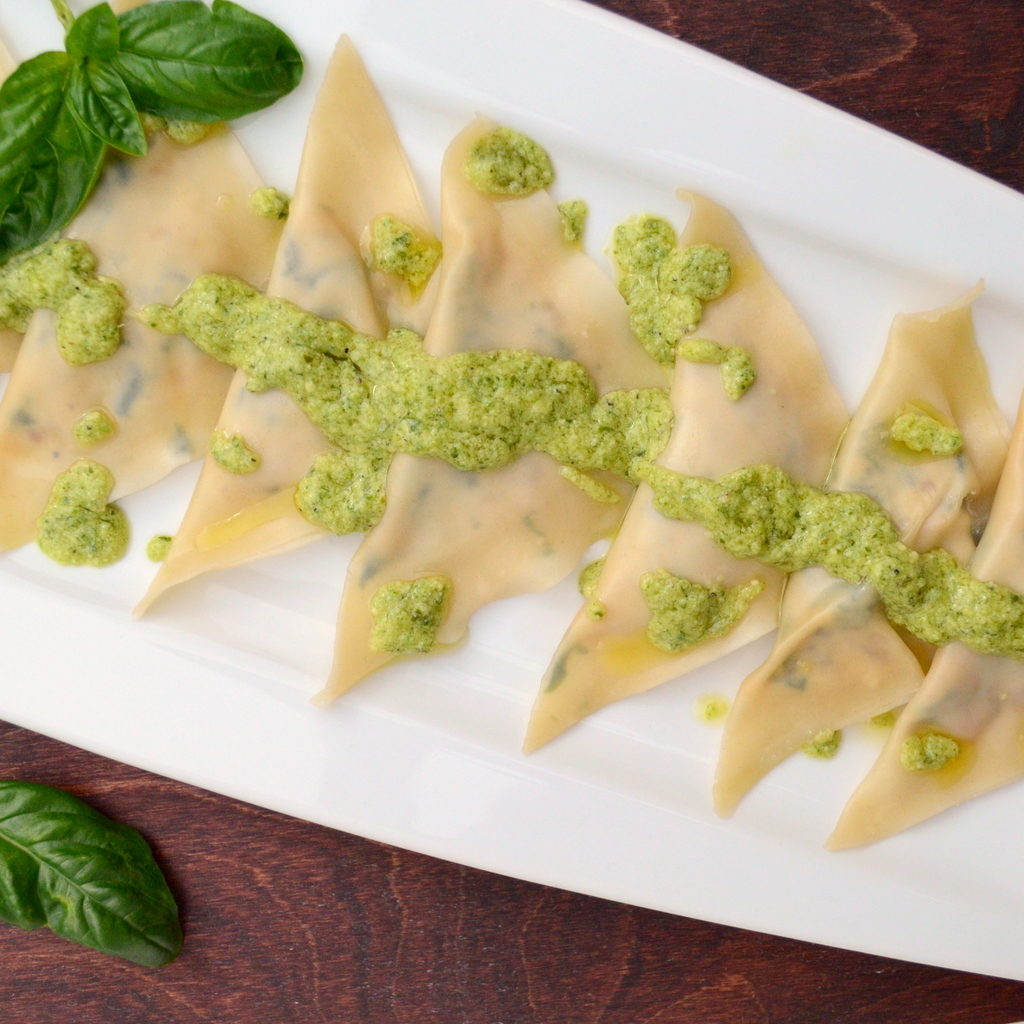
[4, 1, 1024, 1021]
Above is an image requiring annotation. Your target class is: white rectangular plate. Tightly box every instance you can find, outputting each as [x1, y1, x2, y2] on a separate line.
[4, 0, 1024, 981]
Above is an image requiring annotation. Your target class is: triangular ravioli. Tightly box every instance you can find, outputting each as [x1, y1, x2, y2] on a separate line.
[136, 37, 436, 613]
[0, 127, 282, 551]
[714, 287, 1009, 815]
[829, 389, 1024, 849]
[314, 117, 668, 705]
[523, 193, 848, 751]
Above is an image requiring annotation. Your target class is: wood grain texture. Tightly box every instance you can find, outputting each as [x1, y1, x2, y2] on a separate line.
[4, 1, 1024, 1022]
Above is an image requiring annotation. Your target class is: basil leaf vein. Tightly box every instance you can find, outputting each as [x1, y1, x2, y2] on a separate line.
[68, 61, 147, 156]
[113, 0, 303, 122]
[0, 781, 182, 967]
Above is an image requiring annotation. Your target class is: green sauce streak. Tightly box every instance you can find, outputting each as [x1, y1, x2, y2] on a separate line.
[370, 576, 451, 654]
[802, 729, 842, 759]
[140, 114, 218, 146]
[209, 430, 261, 474]
[640, 462, 1024, 661]
[640, 568, 765, 653]
[0, 240, 124, 365]
[610, 216, 731, 365]
[900, 732, 960, 771]
[73, 408, 117, 447]
[249, 186, 291, 221]
[558, 199, 588, 244]
[37, 460, 129, 567]
[465, 127, 554, 197]
[146, 534, 173, 562]
[890, 408, 963, 456]
[560, 466, 620, 504]
[143, 276, 673, 533]
[368, 215, 441, 293]
[679, 337, 757, 400]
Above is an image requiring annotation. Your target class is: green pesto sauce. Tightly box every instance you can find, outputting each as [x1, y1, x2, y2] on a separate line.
[890, 408, 963, 456]
[870, 708, 899, 728]
[37, 460, 129, 567]
[558, 199, 588, 245]
[610, 216, 731, 365]
[209, 430, 261, 474]
[678, 337, 756, 400]
[640, 568, 765, 653]
[0, 239, 124, 365]
[295, 451, 388, 535]
[465, 127, 554, 197]
[144, 276, 673, 534]
[900, 732, 960, 771]
[694, 693, 730, 724]
[560, 466, 620, 504]
[73, 408, 117, 447]
[368, 214, 441, 292]
[640, 462, 1024, 662]
[249, 186, 291, 221]
[140, 113, 218, 146]
[146, 534, 173, 562]
[370, 576, 451, 654]
[578, 557, 605, 598]
[802, 729, 842, 759]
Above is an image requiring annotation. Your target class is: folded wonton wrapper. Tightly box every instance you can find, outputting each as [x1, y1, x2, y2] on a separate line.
[0, 35, 21, 371]
[523, 193, 849, 751]
[315, 117, 668, 705]
[137, 37, 436, 613]
[0, 128, 282, 551]
[714, 286, 1009, 815]
[829, 389, 1024, 849]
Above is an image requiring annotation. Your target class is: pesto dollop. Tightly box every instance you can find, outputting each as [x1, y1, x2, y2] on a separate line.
[640, 462, 1024, 662]
[146, 534, 173, 562]
[295, 451, 388, 535]
[900, 732, 960, 771]
[144, 275, 673, 534]
[0, 239, 124, 365]
[558, 199, 588, 245]
[37, 461, 129, 567]
[890, 407, 963, 456]
[640, 569, 765, 653]
[370, 576, 451, 654]
[694, 693, 730, 724]
[73, 408, 117, 447]
[578, 557, 605, 598]
[368, 214, 441, 292]
[209, 430, 261, 474]
[802, 729, 842, 759]
[679, 337, 757, 400]
[611, 216, 731, 365]
[140, 114, 219, 146]
[465, 127, 554, 197]
[249, 186, 291, 221]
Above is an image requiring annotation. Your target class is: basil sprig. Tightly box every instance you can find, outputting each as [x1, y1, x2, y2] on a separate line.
[0, 0, 303, 263]
[0, 781, 181, 966]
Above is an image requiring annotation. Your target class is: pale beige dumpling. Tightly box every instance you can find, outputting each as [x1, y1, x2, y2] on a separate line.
[523, 193, 849, 752]
[0, 127, 282, 552]
[829, 389, 1024, 849]
[314, 117, 668, 706]
[714, 286, 1009, 816]
[136, 37, 437, 613]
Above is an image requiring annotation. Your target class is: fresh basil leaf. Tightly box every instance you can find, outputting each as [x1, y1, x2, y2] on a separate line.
[0, 781, 182, 967]
[0, 100, 106, 263]
[66, 2, 120, 62]
[0, 53, 108, 262]
[114, 0, 303, 122]
[68, 61, 147, 156]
